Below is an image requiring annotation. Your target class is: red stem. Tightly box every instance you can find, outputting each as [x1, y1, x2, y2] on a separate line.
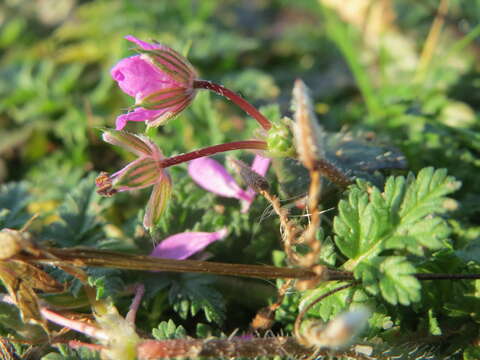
[161, 140, 267, 168]
[193, 80, 272, 131]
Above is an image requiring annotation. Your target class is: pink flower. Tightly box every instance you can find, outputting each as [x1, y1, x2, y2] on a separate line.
[95, 129, 172, 228]
[188, 155, 270, 213]
[111, 35, 198, 130]
[151, 228, 228, 260]
[126, 228, 228, 323]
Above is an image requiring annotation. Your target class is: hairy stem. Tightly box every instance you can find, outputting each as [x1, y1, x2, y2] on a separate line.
[300, 169, 322, 268]
[294, 282, 357, 345]
[260, 189, 302, 265]
[193, 80, 272, 131]
[137, 336, 368, 359]
[0, 294, 109, 341]
[161, 140, 267, 168]
[34, 248, 316, 280]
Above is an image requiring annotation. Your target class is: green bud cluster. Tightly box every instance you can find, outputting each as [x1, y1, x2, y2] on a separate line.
[266, 117, 296, 158]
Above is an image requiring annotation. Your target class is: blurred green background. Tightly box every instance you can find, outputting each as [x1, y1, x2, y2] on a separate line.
[1, 1, 480, 356]
[1, 0, 479, 201]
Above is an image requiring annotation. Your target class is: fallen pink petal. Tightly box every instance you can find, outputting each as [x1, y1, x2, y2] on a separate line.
[188, 157, 253, 202]
[150, 228, 228, 260]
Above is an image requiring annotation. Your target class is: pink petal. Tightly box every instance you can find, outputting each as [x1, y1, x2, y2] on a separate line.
[150, 228, 228, 260]
[115, 107, 169, 130]
[188, 158, 253, 202]
[125, 35, 197, 85]
[125, 35, 166, 51]
[111, 56, 180, 101]
[251, 154, 271, 177]
[241, 155, 271, 213]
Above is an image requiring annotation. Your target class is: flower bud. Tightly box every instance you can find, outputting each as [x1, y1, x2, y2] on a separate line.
[111, 36, 198, 130]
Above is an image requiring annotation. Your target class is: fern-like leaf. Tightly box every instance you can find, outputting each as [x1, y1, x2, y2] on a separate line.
[334, 167, 459, 305]
[169, 274, 226, 325]
[0, 182, 30, 229]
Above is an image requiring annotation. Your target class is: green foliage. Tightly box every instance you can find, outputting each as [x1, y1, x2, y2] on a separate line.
[333, 168, 460, 305]
[356, 256, 421, 306]
[169, 274, 226, 325]
[41, 175, 104, 247]
[2, 1, 480, 358]
[0, 182, 30, 229]
[87, 268, 125, 300]
[301, 282, 356, 322]
[41, 345, 100, 360]
[152, 319, 187, 340]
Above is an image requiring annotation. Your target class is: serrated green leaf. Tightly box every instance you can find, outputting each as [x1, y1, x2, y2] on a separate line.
[41, 344, 100, 360]
[318, 233, 336, 267]
[428, 309, 442, 335]
[398, 168, 461, 225]
[41, 175, 104, 247]
[354, 259, 382, 296]
[336, 168, 459, 271]
[378, 256, 421, 306]
[152, 319, 187, 340]
[0, 182, 30, 229]
[300, 282, 355, 321]
[195, 323, 213, 338]
[456, 239, 480, 263]
[355, 256, 421, 305]
[86, 268, 125, 300]
[386, 217, 450, 254]
[169, 274, 225, 325]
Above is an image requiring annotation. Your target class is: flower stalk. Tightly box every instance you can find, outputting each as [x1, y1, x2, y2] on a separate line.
[193, 80, 272, 131]
[0, 294, 109, 341]
[96, 130, 267, 228]
[161, 140, 267, 168]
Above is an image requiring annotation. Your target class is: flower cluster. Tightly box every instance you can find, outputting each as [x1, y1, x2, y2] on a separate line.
[98, 35, 275, 231]
[96, 36, 278, 329]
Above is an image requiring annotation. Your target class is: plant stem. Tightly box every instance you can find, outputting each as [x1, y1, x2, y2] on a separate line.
[137, 336, 368, 359]
[29, 248, 347, 282]
[37, 248, 317, 280]
[0, 294, 109, 341]
[414, 273, 480, 280]
[126, 283, 145, 325]
[294, 282, 357, 345]
[161, 140, 267, 168]
[193, 80, 272, 131]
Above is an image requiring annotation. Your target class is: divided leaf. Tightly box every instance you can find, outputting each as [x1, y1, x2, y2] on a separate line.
[0, 182, 30, 229]
[41, 175, 104, 247]
[334, 168, 459, 305]
[355, 256, 421, 306]
[335, 167, 459, 268]
[152, 319, 187, 340]
[300, 282, 356, 321]
[169, 274, 225, 325]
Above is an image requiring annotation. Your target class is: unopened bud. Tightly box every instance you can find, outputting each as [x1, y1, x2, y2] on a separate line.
[95, 172, 117, 197]
[301, 307, 370, 349]
[228, 157, 269, 194]
[266, 117, 296, 158]
[251, 308, 275, 330]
